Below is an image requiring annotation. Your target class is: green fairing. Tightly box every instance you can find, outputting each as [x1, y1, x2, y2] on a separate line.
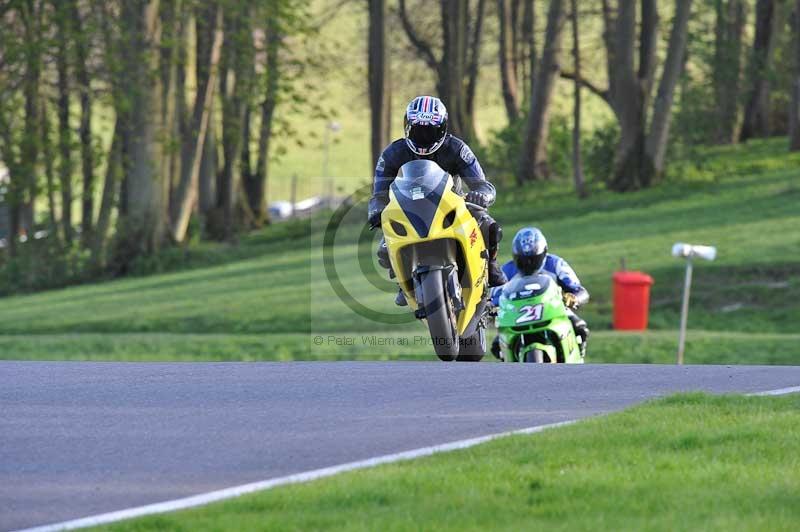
[495, 273, 584, 363]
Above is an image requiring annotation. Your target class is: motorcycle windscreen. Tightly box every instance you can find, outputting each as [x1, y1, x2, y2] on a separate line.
[502, 273, 552, 301]
[391, 160, 449, 238]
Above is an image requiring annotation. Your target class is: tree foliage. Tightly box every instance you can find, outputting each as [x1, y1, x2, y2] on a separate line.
[0, 0, 314, 277]
[1, 0, 798, 292]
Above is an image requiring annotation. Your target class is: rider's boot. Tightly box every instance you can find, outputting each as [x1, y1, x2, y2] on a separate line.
[490, 336, 502, 360]
[569, 313, 590, 357]
[478, 217, 506, 287]
[578, 328, 589, 357]
[488, 249, 507, 287]
[387, 264, 407, 306]
[395, 287, 407, 307]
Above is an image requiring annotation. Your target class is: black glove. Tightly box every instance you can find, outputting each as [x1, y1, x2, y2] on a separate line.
[465, 191, 489, 208]
[368, 209, 382, 228]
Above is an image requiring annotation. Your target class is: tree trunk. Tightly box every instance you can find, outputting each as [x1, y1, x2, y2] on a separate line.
[368, 0, 390, 169]
[239, 106, 253, 218]
[54, 1, 73, 243]
[16, 2, 43, 251]
[91, 120, 121, 265]
[510, 0, 521, 82]
[0, 107, 20, 256]
[397, 0, 482, 141]
[218, 5, 253, 241]
[159, 0, 181, 226]
[608, 0, 646, 191]
[170, 7, 223, 242]
[196, 3, 218, 215]
[790, 0, 800, 151]
[741, 0, 778, 141]
[7, 180, 20, 256]
[643, 0, 693, 183]
[39, 96, 59, 235]
[600, 0, 614, 92]
[117, 0, 166, 257]
[465, 0, 487, 124]
[248, 9, 280, 225]
[439, 0, 473, 140]
[169, 1, 190, 215]
[68, 0, 95, 245]
[199, 120, 218, 214]
[517, 0, 567, 183]
[520, 0, 536, 103]
[498, 0, 521, 122]
[713, 0, 746, 144]
[638, 0, 660, 98]
[601, 0, 691, 190]
[570, 0, 586, 198]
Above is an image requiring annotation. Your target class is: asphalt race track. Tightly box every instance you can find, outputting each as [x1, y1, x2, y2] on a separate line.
[2, 361, 799, 530]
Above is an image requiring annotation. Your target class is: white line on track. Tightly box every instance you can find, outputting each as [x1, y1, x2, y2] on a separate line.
[16, 384, 800, 532]
[747, 385, 800, 396]
[15, 420, 577, 532]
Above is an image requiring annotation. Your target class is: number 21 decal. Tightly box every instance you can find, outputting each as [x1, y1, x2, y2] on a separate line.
[516, 304, 544, 324]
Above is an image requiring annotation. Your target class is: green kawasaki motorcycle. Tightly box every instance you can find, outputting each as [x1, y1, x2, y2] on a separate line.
[495, 273, 584, 363]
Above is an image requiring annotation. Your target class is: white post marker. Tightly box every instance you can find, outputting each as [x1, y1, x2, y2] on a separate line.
[672, 243, 717, 365]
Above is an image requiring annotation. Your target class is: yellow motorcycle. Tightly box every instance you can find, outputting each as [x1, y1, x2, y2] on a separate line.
[380, 160, 490, 361]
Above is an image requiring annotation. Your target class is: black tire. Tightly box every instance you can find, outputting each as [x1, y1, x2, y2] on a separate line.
[421, 271, 459, 361]
[524, 348, 546, 363]
[457, 328, 485, 362]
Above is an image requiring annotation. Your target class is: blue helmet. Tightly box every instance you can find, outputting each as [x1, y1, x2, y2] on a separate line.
[404, 96, 448, 155]
[511, 227, 548, 275]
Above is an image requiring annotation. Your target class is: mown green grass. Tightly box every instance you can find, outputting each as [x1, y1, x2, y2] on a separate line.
[0, 138, 797, 363]
[97, 393, 800, 531]
[3, 331, 798, 365]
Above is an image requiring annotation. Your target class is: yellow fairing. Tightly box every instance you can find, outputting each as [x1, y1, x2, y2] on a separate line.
[381, 175, 487, 334]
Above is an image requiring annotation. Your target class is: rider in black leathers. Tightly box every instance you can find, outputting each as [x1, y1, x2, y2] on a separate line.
[368, 96, 507, 306]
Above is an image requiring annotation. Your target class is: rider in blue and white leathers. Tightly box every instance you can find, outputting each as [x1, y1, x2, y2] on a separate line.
[490, 228, 590, 358]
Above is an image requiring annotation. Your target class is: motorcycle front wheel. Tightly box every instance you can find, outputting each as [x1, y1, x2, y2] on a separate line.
[420, 271, 459, 361]
[524, 348, 547, 363]
[457, 327, 485, 362]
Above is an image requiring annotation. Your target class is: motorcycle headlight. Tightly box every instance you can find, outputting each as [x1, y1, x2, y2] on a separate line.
[391, 220, 407, 236]
[442, 209, 456, 229]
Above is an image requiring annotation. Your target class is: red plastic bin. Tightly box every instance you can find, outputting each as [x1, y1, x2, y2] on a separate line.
[612, 271, 654, 330]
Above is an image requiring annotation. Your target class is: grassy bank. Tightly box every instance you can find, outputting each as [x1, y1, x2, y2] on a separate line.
[0, 139, 798, 363]
[99, 393, 800, 531]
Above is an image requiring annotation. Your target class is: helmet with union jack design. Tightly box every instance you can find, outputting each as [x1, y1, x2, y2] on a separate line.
[404, 96, 448, 155]
[512, 227, 548, 276]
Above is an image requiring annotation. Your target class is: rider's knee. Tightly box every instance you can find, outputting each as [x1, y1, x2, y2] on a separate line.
[481, 217, 502, 249]
[492, 223, 503, 247]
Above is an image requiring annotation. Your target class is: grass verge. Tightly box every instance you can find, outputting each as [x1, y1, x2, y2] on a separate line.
[98, 393, 800, 531]
[0, 138, 798, 363]
[2, 330, 798, 365]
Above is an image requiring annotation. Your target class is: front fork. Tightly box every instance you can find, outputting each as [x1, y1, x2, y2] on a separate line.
[412, 265, 462, 320]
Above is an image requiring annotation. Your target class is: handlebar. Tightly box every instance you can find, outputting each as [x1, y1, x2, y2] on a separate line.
[464, 201, 487, 212]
